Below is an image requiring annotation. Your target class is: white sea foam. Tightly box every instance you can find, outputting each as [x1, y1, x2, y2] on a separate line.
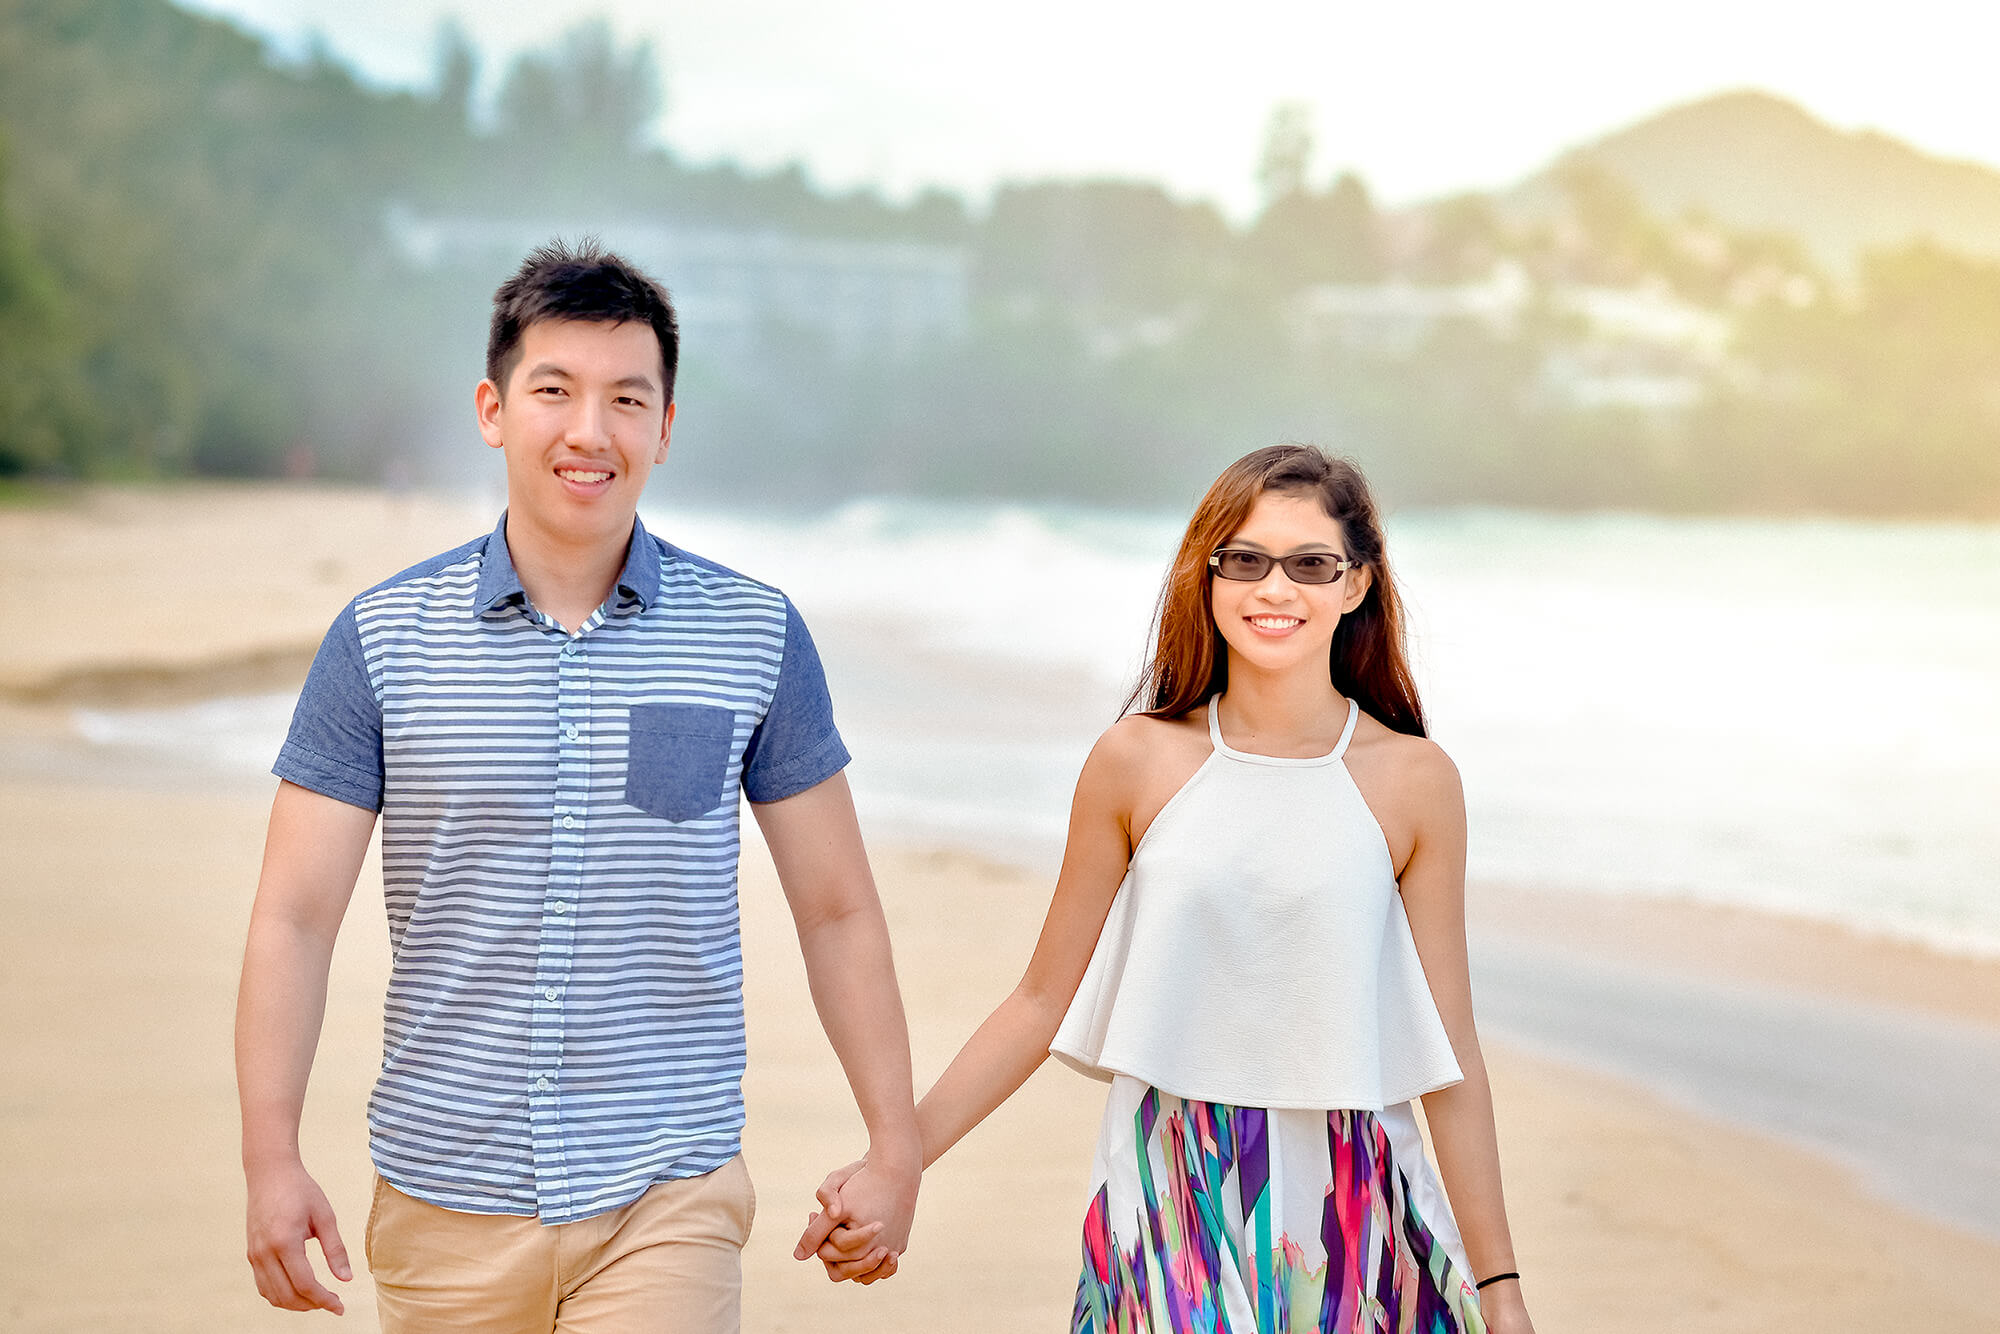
[72, 691, 299, 777]
[655, 497, 1174, 686]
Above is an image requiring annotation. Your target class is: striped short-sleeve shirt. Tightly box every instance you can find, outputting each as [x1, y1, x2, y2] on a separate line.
[274, 514, 848, 1224]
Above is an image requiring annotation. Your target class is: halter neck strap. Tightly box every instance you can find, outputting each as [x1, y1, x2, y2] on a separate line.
[1206, 695, 1359, 765]
[1332, 697, 1360, 759]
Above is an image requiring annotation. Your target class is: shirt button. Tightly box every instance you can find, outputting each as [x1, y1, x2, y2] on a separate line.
[544, 987, 559, 1002]
[536, 1076, 552, 1092]
[552, 901, 568, 914]
[564, 725, 579, 740]
[562, 642, 580, 657]
[562, 815, 575, 829]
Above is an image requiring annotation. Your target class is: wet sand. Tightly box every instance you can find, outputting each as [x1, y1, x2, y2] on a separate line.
[0, 483, 491, 703]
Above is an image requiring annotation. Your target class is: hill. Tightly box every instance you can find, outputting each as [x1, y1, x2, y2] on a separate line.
[1513, 90, 2000, 265]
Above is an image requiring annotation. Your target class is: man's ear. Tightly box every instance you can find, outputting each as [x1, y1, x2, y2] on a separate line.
[476, 379, 505, 451]
[654, 400, 676, 465]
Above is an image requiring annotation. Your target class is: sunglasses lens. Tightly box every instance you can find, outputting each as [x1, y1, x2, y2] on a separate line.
[1285, 554, 1342, 584]
[1214, 551, 1271, 580]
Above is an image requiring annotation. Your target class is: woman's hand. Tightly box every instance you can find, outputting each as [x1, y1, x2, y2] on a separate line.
[1476, 1277, 1535, 1334]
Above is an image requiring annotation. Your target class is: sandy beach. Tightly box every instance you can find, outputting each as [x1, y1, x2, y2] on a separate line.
[4, 484, 1998, 1331]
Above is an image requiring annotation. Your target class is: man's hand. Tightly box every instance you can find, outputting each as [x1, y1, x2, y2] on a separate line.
[245, 1158, 352, 1314]
[793, 1156, 916, 1283]
[792, 1158, 864, 1268]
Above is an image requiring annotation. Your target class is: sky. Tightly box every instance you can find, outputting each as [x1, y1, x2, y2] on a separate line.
[177, 0, 2000, 219]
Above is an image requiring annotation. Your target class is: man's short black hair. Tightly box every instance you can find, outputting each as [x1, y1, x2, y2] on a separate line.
[486, 239, 680, 402]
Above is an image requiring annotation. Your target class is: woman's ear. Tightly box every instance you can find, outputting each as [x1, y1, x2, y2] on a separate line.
[1341, 564, 1373, 615]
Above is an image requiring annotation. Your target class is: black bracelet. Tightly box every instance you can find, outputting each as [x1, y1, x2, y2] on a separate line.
[1475, 1271, 1520, 1291]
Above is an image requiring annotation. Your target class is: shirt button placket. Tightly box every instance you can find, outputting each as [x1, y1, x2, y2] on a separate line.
[530, 630, 591, 1221]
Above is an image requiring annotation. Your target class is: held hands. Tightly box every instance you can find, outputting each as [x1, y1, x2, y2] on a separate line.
[792, 1156, 919, 1284]
[244, 1158, 352, 1314]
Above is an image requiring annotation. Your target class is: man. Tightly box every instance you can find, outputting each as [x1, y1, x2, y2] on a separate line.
[236, 241, 915, 1331]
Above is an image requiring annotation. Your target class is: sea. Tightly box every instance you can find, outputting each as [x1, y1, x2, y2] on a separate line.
[73, 498, 2000, 957]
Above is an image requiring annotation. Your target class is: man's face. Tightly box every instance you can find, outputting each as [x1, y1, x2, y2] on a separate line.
[476, 318, 674, 544]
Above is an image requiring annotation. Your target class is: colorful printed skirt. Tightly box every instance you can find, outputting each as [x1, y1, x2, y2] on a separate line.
[1072, 1077, 1485, 1334]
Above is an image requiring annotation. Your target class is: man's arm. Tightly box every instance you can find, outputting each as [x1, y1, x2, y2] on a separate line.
[750, 772, 921, 1271]
[236, 780, 377, 1315]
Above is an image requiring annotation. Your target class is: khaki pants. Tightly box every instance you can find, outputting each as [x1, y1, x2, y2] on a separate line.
[365, 1156, 756, 1334]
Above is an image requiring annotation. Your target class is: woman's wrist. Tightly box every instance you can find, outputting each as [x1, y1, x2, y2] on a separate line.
[1475, 1274, 1530, 1328]
[863, 1121, 925, 1177]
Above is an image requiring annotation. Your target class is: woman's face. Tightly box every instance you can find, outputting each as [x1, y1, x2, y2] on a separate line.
[1209, 490, 1373, 678]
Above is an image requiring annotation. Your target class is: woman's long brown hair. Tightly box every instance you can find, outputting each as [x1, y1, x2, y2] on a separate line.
[1124, 445, 1428, 736]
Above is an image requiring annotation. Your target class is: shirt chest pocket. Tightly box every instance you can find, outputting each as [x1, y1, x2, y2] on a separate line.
[624, 703, 739, 822]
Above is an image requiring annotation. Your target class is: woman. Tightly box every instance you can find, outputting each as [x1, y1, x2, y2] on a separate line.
[800, 445, 1534, 1333]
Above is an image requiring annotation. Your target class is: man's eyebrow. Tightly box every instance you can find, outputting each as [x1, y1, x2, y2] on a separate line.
[520, 364, 658, 393]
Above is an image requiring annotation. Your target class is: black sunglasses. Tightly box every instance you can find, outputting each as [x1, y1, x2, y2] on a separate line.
[1208, 547, 1359, 585]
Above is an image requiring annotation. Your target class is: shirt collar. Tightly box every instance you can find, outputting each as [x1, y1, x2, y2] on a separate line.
[474, 513, 524, 613]
[614, 514, 662, 610]
[476, 512, 661, 615]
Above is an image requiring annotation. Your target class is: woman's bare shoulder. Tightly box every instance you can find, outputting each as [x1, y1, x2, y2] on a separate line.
[1083, 710, 1215, 848]
[1090, 709, 1207, 770]
[1348, 713, 1463, 803]
[1346, 713, 1465, 869]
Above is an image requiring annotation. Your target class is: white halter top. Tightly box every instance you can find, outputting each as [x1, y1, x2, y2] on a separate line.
[1050, 696, 1464, 1110]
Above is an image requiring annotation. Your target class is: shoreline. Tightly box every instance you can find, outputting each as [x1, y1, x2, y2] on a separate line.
[0, 482, 493, 700]
[1469, 880, 2000, 1032]
[2, 645, 318, 707]
[19, 618, 2000, 971]
[15, 629, 2000, 992]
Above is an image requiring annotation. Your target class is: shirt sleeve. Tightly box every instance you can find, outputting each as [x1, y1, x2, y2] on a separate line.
[741, 597, 850, 804]
[273, 601, 385, 811]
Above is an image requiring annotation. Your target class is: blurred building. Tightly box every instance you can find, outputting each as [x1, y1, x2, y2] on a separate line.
[1290, 260, 1731, 410]
[1288, 261, 1533, 355]
[384, 205, 969, 368]
[1540, 280, 1732, 410]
